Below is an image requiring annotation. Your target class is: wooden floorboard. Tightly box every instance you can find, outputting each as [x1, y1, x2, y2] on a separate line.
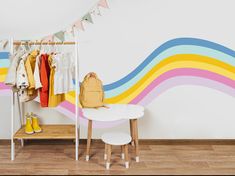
[1, 140, 235, 175]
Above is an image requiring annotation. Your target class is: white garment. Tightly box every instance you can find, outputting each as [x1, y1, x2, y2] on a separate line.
[16, 54, 29, 90]
[5, 50, 25, 86]
[34, 54, 42, 89]
[16, 53, 37, 102]
[53, 53, 74, 95]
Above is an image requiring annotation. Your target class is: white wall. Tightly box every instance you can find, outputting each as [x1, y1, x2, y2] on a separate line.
[1, 0, 235, 139]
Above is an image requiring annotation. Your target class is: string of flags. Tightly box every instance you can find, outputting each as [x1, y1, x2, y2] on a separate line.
[0, 0, 109, 50]
[0, 40, 8, 50]
[43, 0, 109, 42]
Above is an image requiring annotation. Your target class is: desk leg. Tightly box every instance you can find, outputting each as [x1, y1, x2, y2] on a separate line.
[129, 119, 135, 146]
[86, 120, 92, 161]
[133, 119, 140, 162]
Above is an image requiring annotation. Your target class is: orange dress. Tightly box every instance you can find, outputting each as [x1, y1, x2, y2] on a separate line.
[39, 54, 50, 107]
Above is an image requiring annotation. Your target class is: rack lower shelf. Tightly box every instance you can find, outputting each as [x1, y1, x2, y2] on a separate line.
[14, 125, 75, 140]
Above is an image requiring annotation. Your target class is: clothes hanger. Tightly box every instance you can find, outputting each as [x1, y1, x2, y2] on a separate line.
[41, 40, 46, 54]
[46, 41, 50, 54]
[19, 41, 25, 52]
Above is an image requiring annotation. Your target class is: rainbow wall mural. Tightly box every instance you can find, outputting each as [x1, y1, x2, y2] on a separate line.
[0, 38, 235, 128]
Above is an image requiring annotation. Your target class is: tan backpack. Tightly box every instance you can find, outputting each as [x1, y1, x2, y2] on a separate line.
[79, 72, 105, 108]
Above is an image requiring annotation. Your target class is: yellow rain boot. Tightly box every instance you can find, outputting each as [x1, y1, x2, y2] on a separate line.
[25, 115, 34, 135]
[31, 113, 42, 133]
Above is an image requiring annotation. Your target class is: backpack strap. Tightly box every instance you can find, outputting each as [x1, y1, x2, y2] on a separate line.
[84, 72, 98, 80]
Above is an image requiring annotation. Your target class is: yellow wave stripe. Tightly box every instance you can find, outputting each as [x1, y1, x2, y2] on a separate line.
[108, 61, 233, 104]
[1, 54, 234, 105]
[104, 54, 235, 104]
[65, 91, 76, 103]
[0, 75, 6, 82]
[64, 54, 235, 105]
[0, 68, 8, 75]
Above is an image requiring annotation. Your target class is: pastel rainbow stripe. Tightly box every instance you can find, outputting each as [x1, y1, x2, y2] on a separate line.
[0, 38, 235, 128]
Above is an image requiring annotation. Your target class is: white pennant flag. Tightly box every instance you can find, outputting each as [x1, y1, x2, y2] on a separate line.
[90, 5, 101, 16]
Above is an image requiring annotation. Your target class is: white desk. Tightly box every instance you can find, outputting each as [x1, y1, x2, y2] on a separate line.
[82, 104, 144, 162]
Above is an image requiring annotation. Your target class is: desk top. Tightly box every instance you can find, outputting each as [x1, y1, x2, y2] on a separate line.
[82, 104, 144, 122]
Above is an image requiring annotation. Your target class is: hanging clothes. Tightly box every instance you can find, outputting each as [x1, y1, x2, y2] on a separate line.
[53, 53, 74, 95]
[48, 54, 65, 107]
[4, 42, 75, 107]
[24, 50, 39, 96]
[5, 50, 25, 89]
[34, 54, 42, 89]
[16, 54, 29, 90]
[39, 54, 50, 107]
[16, 53, 37, 102]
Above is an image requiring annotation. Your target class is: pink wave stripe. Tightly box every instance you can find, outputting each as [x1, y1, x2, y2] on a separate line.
[56, 106, 75, 121]
[60, 101, 75, 113]
[0, 89, 11, 96]
[59, 101, 84, 118]
[138, 76, 235, 106]
[131, 68, 235, 104]
[0, 83, 10, 90]
[57, 104, 125, 128]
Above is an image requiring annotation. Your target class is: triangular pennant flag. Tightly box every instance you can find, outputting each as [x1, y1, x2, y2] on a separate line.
[54, 31, 65, 41]
[82, 13, 93, 24]
[98, 0, 109, 8]
[73, 20, 85, 31]
[3, 41, 8, 49]
[70, 26, 76, 37]
[43, 35, 54, 42]
[66, 26, 73, 33]
[90, 5, 102, 16]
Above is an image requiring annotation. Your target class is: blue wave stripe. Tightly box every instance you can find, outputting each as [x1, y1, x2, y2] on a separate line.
[103, 38, 235, 91]
[104, 45, 235, 97]
[0, 52, 9, 59]
[2, 38, 235, 93]
[0, 59, 10, 68]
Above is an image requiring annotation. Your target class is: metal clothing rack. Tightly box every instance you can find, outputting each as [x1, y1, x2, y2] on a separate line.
[10, 38, 80, 160]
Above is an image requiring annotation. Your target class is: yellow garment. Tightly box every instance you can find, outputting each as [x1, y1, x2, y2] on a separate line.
[25, 50, 39, 96]
[48, 54, 65, 107]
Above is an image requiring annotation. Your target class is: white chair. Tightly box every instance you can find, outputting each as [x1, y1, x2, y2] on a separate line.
[101, 132, 132, 169]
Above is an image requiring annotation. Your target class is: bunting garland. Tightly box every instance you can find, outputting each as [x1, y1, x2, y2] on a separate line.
[42, 35, 54, 42]
[98, 0, 109, 8]
[54, 31, 65, 42]
[0, 40, 9, 50]
[90, 6, 101, 16]
[3, 41, 8, 49]
[82, 13, 93, 24]
[73, 20, 84, 31]
[39, 0, 109, 42]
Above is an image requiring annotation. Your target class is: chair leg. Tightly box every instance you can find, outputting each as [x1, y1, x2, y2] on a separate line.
[124, 144, 129, 168]
[86, 120, 92, 161]
[130, 120, 135, 146]
[121, 145, 125, 159]
[104, 143, 107, 160]
[106, 144, 112, 169]
[133, 119, 140, 162]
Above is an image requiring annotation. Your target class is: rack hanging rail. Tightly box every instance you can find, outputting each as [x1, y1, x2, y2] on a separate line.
[13, 41, 76, 45]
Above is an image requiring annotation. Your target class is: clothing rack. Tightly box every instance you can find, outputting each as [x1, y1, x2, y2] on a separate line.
[10, 38, 80, 161]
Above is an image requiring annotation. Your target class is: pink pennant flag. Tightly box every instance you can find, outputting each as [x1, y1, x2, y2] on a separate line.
[98, 0, 109, 8]
[42, 35, 54, 42]
[73, 19, 85, 31]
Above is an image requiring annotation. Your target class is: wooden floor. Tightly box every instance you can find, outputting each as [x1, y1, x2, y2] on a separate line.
[1, 140, 235, 175]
